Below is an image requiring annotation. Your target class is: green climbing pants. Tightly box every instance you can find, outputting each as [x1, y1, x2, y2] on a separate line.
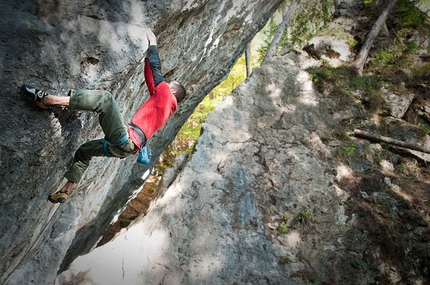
[64, 89, 135, 183]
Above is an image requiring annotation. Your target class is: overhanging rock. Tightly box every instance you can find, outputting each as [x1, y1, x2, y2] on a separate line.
[58, 51, 358, 284]
[0, 1, 282, 284]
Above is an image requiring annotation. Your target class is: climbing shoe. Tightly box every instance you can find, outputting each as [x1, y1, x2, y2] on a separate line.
[22, 84, 49, 109]
[48, 191, 68, 203]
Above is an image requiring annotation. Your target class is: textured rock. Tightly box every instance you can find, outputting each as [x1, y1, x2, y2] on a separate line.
[304, 13, 357, 67]
[381, 88, 414, 118]
[58, 50, 430, 284]
[58, 51, 353, 284]
[0, 0, 282, 284]
[3, 0, 429, 284]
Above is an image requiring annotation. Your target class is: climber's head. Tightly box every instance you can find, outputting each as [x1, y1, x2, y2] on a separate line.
[168, 81, 186, 103]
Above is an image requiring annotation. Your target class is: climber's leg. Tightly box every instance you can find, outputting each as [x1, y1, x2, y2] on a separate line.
[68, 89, 128, 143]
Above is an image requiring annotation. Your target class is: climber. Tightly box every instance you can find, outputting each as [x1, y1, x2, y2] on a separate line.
[22, 28, 186, 203]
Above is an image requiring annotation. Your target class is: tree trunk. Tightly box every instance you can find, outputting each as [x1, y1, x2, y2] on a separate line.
[352, 129, 430, 154]
[245, 42, 251, 78]
[352, 0, 397, 75]
[262, 0, 301, 65]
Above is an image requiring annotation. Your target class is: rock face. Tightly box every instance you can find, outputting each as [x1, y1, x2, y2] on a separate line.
[59, 51, 345, 284]
[0, 1, 282, 284]
[56, 46, 429, 284]
[56, 2, 430, 281]
[2, 0, 430, 284]
[58, 49, 430, 284]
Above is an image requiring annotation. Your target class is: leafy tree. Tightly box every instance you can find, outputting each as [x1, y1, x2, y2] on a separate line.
[258, 0, 334, 62]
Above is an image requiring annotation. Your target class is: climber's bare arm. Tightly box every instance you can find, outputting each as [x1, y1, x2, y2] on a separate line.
[146, 28, 157, 46]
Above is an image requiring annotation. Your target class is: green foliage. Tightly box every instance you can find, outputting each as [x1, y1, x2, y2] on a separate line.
[349, 74, 382, 92]
[308, 65, 349, 84]
[119, 219, 132, 227]
[373, 143, 389, 165]
[257, 19, 286, 63]
[279, 257, 292, 264]
[346, 36, 359, 47]
[366, 0, 430, 75]
[342, 145, 357, 155]
[411, 63, 430, 85]
[306, 65, 388, 143]
[352, 258, 364, 269]
[336, 143, 352, 159]
[418, 123, 430, 135]
[308, 65, 382, 95]
[371, 42, 418, 73]
[296, 209, 314, 222]
[394, 0, 428, 29]
[407, 259, 418, 270]
[277, 213, 291, 235]
[336, 141, 363, 162]
[374, 50, 397, 65]
[316, 26, 359, 48]
[363, 0, 375, 6]
[212, 54, 249, 97]
[289, 0, 334, 47]
[277, 222, 290, 235]
[171, 93, 225, 156]
[258, 0, 335, 61]
[304, 271, 318, 283]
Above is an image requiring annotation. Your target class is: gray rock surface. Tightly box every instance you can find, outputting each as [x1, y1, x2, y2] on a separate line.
[56, 51, 364, 284]
[0, 0, 282, 284]
[2, 0, 429, 284]
[58, 49, 430, 285]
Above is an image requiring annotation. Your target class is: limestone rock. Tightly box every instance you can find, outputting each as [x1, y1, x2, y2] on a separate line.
[58, 51, 357, 285]
[304, 18, 357, 67]
[0, 0, 282, 284]
[59, 45, 430, 284]
[2, 0, 429, 284]
[381, 88, 414, 119]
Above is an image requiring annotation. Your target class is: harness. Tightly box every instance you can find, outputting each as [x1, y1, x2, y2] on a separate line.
[103, 133, 129, 157]
[103, 123, 149, 163]
[127, 122, 147, 149]
[128, 123, 151, 164]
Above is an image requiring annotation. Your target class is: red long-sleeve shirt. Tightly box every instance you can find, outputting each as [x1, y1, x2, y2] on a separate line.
[128, 46, 177, 151]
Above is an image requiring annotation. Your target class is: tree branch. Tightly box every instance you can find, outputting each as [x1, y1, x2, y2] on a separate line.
[352, 129, 430, 154]
[351, 0, 397, 75]
[262, 0, 301, 65]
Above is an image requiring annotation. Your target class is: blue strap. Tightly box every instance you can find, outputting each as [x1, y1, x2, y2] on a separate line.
[103, 141, 112, 157]
[106, 133, 129, 146]
[103, 133, 129, 157]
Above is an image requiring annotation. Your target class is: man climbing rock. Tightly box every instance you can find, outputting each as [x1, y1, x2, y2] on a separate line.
[22, 28, 186, 203]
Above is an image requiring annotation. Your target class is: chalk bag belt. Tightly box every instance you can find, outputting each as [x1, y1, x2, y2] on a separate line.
[127, 123, 147, 148]
[103, 132, 129, 157]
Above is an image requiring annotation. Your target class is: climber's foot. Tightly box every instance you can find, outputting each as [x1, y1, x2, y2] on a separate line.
[22, 84, 49, 109]
[48, 191, 68, 203]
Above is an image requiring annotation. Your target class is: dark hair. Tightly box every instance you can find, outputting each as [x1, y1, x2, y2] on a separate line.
[170, 81, 186, 103]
